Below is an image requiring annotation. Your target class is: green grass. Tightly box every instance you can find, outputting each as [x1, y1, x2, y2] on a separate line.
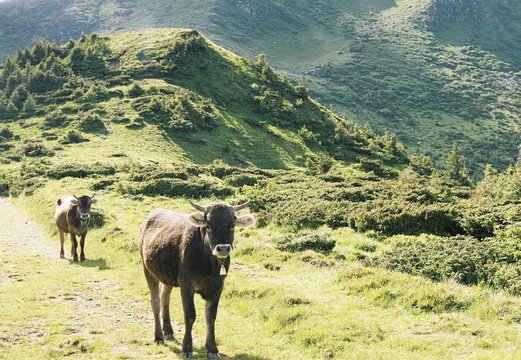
[5, 193, 521, 359]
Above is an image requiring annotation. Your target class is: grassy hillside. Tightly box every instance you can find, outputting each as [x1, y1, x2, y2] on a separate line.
[4, 28, 521, 359]
[5, 196, 521, 360]
[0, 28, 409, 172]
[426, 0, 521, 66]
[312, 0, 521, 176]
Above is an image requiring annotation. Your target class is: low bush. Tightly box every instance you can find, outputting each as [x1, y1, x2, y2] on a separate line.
[275, 232, 336, 254]
[42, 109, 71, 128]
[0, 127, 14, 140]
[47, 163, 116, 179]
[76, 112, 107, 133]
[18, 138, 55, 157]
[58, 129, 89, 144]
[125, 177, 234, 198]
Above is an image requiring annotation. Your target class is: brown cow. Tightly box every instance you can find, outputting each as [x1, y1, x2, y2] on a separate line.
[54, 194, 99, 262]
[139, 200, 255, 359]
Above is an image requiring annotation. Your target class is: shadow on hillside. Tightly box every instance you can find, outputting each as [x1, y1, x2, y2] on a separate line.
[159, 129, 291, 169]
[68, 257, 111, 270]
[163, 343, 270, 360]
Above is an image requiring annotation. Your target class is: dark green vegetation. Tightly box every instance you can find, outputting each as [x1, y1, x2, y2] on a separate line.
[1, 0, 521, 176]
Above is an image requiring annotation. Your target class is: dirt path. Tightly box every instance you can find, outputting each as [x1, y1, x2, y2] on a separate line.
[0, 198, 187, 359]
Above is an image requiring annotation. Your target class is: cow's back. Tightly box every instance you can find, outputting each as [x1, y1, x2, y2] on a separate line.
[139, 208, 189, 286]
[54, 195, 75, 233]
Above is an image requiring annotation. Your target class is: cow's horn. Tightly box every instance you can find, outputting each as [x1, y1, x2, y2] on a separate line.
[233, 200, 250, 212]
[189, 200, 207, 212]
[73, 194, 78, 199]
[90, 193, 96, 198]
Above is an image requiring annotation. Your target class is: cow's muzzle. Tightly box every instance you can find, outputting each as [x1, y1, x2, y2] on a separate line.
[213, 244, 232, 258]
[80, 213, 89, 225]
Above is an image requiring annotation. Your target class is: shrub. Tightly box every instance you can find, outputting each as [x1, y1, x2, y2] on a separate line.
[305, 153, 334, 175]
[275, 232, 336, 254]
[89, 210, 105, 229]
[128, 83, 145, 97]
[76, 112, 107, 133]
[0, 127, 13, 140]
[127, 178, 234, 198]
[42, 109, 70, 128]
[18, 138, 54, 157]
[47, 163, 116, 179]
[82, 83, 110, 102]
[58, 129, 89, 144]
[225, 173, 263, 187]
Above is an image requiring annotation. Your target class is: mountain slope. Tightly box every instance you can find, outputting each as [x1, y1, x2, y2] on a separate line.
[0, 28, 408, 172]
[2, 0, 521, 176]
[426, 0, 521, 66]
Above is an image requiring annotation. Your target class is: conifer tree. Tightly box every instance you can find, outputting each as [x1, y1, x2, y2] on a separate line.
[31, 39, 47, 65]
[443, 143, 471, 186]
[9, 85, 28, 109]
[22, 93, 36, 114]
[5, 101, 18, 119]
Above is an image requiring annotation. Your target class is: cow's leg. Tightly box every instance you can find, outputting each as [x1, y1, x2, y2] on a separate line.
[205, 290, 223, 359]
[79, 233, 86, 262]
[70, 233, 78, 262]
[59, 230, 65, 259]
[180, 284, 195, 358]
[160, 284, 176, 341]
[144, 267, 163, 344]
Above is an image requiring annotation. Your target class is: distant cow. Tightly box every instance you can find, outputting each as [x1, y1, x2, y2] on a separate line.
[139, 200, 255, 359]
[54, 194, 100, 262]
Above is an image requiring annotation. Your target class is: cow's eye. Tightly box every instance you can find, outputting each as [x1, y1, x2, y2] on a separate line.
[205, 225, 212, 231]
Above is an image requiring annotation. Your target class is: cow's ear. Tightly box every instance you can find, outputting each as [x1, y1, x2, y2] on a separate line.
[236, 214, 255, 228]
[70, 198, 78, 205]
[91, 198, 100, 204]
[188, 213, 206, 227]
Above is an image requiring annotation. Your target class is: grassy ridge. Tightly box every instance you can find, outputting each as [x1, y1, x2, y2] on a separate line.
[0, 28, 409, 171]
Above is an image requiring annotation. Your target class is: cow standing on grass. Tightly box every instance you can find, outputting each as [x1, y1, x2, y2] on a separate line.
[139, 200, 255, 359]
[54, 194, 99, 262]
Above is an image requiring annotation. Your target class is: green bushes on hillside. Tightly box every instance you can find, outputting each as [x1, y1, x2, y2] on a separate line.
[275, 232, 336, 254]
[47, 162, 116, 179]
[367, 235, 521, 295]
[58, 129, 89, 144]
[75, 112, 107, 133]
[131, 92, 219, 132]
[18, 138, 54, 157]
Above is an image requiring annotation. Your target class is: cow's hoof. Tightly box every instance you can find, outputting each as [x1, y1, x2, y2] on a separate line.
[208, 353, 221, 359]
[181, 352, 194, 358]
[165, 334, 176, 341]
[155, 338, 165, 345]
[73, 258, 78, 262]
[80, 257, 85, 262]
[60, 254, 64, 259]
